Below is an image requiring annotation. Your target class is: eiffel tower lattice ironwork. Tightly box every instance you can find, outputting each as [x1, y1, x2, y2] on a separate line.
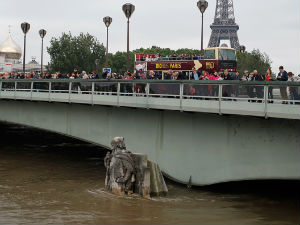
[208, 0, 240, 50]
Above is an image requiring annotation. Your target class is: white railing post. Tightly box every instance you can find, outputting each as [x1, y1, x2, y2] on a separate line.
[91, 82, 95, 105]
[68, 81, 72, 103]
[146, 83, 150, 109]
[14, 81, 17, 100]
[49, 82, 52, 102]
[132, 82, 135, 97]
[117, 82, 120, 107]
[218, 84, 223, 115]
[30, 81, 33, 101]
[180, 83, 183, 112]
[264, 84, 268, 119]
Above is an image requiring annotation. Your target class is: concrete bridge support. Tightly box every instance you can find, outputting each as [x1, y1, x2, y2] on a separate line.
[0, 99, 299, 185]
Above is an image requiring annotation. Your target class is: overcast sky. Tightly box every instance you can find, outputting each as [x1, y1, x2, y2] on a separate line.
[1, 0, 299, 74]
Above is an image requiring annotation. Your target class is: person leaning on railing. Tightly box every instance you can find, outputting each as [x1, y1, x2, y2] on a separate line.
[232, 71, 240, 99]
[241, 70, 250, 81]
[265, 68, 275, 103]
[287, 72, 300, 104]
[164, 70, 172, 80]
[209, 71, 222, 97]
[222, 70, 234, 100]
[253, 70, 265, 103]
[241, 70, 256, 102]
[146, 70, 161, 80]
[277, 66, 289, 104]
[192, 68, 199, 80]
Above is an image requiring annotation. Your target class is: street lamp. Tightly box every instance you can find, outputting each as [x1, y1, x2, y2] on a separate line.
[21, 22, 30, 73]
[197, 0, 208, 52]
[239, 45, 246, 53]
[39, 29, 47, 74]
[122, 3, 135, 72]
[103, 16, 112, 69]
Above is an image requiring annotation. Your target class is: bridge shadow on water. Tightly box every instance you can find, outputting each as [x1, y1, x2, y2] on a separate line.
[0, 121, 108, 156]
[172, 179, 300, 200]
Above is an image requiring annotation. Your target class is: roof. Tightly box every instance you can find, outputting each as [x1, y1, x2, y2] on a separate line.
[0, 33, 22, 60]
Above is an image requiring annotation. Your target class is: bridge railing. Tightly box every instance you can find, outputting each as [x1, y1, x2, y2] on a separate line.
[1, 79, 300, 119]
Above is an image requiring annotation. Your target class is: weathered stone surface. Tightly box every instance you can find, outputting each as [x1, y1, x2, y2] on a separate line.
[142, 168, 151, 198]
[104, 137, 167, 199]
[131, 153, 150, 199]
[104, 137, 135, 195]
[148, 160, 168, 197]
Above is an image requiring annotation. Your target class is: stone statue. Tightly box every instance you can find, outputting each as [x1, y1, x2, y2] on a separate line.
[104, 137, 136, 195]
[104, 137, 168, 198]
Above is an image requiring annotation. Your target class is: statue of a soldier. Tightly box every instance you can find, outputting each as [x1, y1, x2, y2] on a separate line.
[104, 137, 135, 195]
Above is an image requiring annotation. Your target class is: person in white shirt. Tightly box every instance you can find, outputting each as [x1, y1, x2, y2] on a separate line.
[192, 68, 199, 80]
[82, 71, 89, 79]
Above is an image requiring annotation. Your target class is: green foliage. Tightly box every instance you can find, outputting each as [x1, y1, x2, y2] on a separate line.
[108, 51, 135, 74]
[47, 32, 105, 73]
[132, 46, 201, 58]
[48, 33, 272, 76]
[237, 49, 272, 75]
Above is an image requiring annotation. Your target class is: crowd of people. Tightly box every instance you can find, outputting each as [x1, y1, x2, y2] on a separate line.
[0, 66, 299, 82]
[0, 66, 299, 103]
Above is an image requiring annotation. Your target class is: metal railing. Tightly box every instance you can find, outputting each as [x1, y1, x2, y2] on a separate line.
[1, 79, 300, 119]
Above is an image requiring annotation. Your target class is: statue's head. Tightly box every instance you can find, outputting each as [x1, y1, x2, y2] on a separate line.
[111, 137, 126, 151]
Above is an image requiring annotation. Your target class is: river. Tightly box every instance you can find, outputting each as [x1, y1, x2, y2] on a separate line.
[0, 122, 299, 225]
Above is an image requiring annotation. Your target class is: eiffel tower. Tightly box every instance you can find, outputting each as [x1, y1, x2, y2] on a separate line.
[208, 0, 240, 50]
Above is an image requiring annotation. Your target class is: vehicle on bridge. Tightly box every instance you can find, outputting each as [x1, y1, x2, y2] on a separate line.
[134, 46, 237, 79]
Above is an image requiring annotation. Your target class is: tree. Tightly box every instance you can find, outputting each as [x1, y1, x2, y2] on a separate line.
[237, 49, 272, 75]
[47, 32, 105, 73]
[48, 32, 272, 76]
[108, 51, 135, 74]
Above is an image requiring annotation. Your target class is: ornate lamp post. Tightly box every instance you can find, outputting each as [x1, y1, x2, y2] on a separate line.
[39, 29, 47, 74]
[197, 0, 208, 52]
[239, 45, 246, 53]
[21, 22, 30, 73]
[122, 3, 135, 72]
[103, 16, 112, 69]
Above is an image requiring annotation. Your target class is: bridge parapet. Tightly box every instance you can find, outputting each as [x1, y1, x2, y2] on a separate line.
[0, 80, 299, 120]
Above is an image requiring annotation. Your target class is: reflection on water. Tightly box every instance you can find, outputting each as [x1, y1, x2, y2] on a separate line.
[0, 122, 299, 225]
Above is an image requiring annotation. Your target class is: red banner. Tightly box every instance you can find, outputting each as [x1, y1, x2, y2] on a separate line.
[135, 54, 156, 60]
[146, 60, 219, 71]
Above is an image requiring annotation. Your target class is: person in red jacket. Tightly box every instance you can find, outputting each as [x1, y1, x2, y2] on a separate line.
[266, 68, 274, 102]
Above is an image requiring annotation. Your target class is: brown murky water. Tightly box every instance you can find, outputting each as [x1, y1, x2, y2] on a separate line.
[0, 122, 299, 225]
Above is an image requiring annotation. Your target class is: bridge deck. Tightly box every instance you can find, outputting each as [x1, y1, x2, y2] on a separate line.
[0, 80, 299, 120]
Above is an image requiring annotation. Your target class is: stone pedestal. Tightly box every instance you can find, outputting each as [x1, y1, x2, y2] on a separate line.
[132, 153, 151, 199]
[147, 160, 168, 196]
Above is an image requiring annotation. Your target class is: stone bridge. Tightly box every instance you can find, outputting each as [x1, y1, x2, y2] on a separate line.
[0, 79, 299, 185]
